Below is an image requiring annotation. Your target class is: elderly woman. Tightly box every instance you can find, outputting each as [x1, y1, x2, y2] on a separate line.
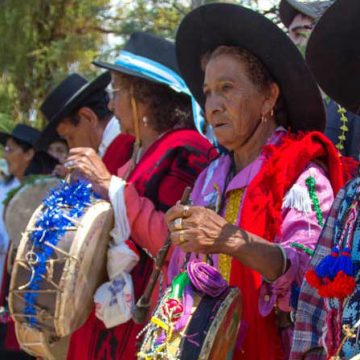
[163, 4, 349, 360]
[65, 32, 216, 360]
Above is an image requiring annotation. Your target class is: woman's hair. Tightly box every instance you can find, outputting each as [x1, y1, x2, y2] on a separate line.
[24, 151, 58, 176]
[201, 46, 288, 127]
[10, 138, 57, 176]
[115, 72, 194, 133]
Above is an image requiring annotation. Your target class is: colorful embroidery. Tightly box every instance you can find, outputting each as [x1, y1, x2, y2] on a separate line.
[305, 176, 324, 226]
[219, 189, 244, 283]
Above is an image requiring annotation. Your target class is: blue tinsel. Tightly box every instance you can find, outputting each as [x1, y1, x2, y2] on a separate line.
[23, 180, 93, 327]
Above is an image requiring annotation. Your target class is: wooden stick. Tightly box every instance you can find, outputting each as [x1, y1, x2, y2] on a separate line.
[132, 186, 191, 324]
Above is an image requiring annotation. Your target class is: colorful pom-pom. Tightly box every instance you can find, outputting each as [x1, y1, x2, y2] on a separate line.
[306, 247, 355, 299]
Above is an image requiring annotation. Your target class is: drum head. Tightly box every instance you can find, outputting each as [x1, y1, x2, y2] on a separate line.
[4, 177, 59, 247]
[180, 287, 242, 360]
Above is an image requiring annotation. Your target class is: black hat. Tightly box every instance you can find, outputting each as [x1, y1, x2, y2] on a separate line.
[0, 124, 40, 146]
[279, 0, 334, 28]
[176, 3, 325, 133]
[36, 71, 110, 150]
[94, 31, 180, 86]
[306, 0, 360, 114]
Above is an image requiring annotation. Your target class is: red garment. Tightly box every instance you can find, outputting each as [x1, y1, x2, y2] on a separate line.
[230, 132, 347, 360]
[102, 133, 135, 176]
[67, 129, 216, 360]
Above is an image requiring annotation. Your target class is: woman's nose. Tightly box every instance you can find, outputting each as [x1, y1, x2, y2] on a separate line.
[205, 94, 223, 118]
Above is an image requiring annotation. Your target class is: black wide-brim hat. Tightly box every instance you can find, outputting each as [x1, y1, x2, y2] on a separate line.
[36, 71, 110, 150]
[94, 31, 180, 85]
[0, 124, 40, 147]
[176, 3, 325, 133]
[279, 0, 334, 28]
[306, 0, 360, 114]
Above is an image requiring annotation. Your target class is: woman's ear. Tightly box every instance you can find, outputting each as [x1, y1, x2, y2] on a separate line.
[77, 107, 99, 129]
[262, 82, 280, 115]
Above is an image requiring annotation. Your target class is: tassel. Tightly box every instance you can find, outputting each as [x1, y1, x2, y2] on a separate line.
[282, 183, 312, 213]
[306, 247, 355, 299]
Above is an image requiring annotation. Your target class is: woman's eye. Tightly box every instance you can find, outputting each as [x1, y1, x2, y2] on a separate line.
[222, 83, 233, 92]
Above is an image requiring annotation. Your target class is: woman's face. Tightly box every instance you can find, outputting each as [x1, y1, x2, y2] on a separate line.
[203, 54, 269, 151]
[48, 141, 68, 163]
[4, 138, 33, 179]
[107, 73, 136, 136]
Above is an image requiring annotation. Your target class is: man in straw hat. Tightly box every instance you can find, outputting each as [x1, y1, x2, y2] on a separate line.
[290, 0, 360, 358]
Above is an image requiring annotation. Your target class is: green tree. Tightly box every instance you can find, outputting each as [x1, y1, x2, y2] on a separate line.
[0, 0, 111, 127]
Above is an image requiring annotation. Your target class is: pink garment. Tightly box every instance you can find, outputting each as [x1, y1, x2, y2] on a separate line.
[167, 129, 335, 357]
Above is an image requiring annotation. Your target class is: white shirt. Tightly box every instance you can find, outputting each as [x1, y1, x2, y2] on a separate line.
[98, 117, 121, 158]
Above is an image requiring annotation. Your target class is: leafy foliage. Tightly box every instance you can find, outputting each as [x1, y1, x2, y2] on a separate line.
[0, 0, 281, 129]
[0, 0, 110, 127]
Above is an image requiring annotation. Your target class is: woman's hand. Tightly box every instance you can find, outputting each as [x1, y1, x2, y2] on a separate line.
[64, 147, 111, 199]
[165, 203, 238, 254]
[166, 203, 284, 280]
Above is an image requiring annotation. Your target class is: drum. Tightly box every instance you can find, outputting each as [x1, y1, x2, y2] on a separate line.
[8, 180, 114, 359]
[138, 263, 242, 360]
[4, 176, 60, 272]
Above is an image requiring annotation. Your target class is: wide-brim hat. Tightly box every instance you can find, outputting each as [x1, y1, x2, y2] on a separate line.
[94, 32, 180, 86]
[306, 0, 360, 114]
[279, 0, 334, 28]
[176, 3, 325, 133]
[36, 72, 110, 150]
[0, 124, 40, 147]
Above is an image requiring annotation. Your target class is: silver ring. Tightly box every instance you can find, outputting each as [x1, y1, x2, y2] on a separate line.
[174, 218, 183, 231]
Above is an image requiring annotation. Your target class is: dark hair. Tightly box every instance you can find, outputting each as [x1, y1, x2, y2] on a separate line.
[115, 72, 194, 133]
[10, 137, 58, 176]
[68, 90, 112, 126]
[201, 46, 288, 127]
[25, 151, 58, 176]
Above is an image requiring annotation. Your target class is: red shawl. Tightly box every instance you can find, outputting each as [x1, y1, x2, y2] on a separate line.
[230, 132, 350, 360]
[67, 129, 216, 360]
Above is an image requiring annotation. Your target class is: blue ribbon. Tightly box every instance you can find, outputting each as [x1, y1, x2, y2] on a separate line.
[23, 180, 93, 327]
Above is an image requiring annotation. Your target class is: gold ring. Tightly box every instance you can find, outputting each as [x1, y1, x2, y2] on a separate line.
[179, 230, 186, 245]
[182, 205, 190, 218]
[174, 218, 183, 230]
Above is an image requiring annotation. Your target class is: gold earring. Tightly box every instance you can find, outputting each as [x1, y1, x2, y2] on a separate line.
[261, 115, 267, 124]
[270, 109, 274, 117]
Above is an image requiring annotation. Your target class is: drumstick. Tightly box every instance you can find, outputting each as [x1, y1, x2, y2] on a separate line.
[132, 186, 192, 324]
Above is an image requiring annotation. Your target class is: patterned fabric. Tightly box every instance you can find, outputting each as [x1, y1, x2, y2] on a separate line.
[219, 189, 244, 282]
[290, 176, 360, 359]
[67, 128, 216, 360]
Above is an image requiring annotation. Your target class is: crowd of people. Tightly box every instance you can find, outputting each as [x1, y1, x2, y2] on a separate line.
[0, 0, 359, 359]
